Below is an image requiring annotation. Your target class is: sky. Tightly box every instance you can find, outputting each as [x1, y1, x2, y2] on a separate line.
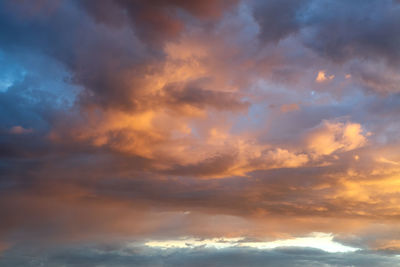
[1, 0, 400, 266]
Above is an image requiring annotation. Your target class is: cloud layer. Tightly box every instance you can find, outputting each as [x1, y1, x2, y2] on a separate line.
[1, 0, 400, 265]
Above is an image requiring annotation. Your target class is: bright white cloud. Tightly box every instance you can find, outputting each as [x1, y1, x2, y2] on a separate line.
[144, 232, 359, 253]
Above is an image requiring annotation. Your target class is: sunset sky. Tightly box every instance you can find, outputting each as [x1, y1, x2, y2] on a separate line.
[1, 0, 400, 266]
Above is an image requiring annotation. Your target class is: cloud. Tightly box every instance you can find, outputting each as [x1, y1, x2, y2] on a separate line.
[315, 70, 335, 83]
[145, 232, 359, 253]
[0, 243, 399, 267]
[1, 0, 400, 265]
[280, 103, 300, 113]
[306, 120, 367, 156]
[161, 82, 249, 112]
[8, 126, 33, 134]
[252, 0, 310, 43]
[300, 0, 400, 66]
[79, 0, 239, 44]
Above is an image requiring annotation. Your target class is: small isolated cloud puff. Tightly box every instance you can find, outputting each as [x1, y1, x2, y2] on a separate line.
[9, 125, 33, 134]
[315, 70, 334, 83]
[306, 120, 367, 156]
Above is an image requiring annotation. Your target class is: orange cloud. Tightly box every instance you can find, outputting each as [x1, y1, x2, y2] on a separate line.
[280, 103, 300, 113]
[3, 0, 400, 261]
[307, 120, 367, 156]
[315, 70, 335, 82]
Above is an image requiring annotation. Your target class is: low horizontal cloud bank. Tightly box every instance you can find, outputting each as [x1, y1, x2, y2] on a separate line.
[144, 233, 359, 253]
[0, 244, 399, 267]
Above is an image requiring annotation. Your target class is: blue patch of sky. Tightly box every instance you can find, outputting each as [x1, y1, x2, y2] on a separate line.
[0, 50, 27, 93]
[0, 49, 82, 132]
[0, 49, 81, 108]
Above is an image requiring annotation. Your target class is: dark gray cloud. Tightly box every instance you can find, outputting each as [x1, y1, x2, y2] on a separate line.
[301, 0, 400, 65]
[254, 0, 400, 65]
[162, 81, 249, 112]
[1, 245, 399, 267]
[253, 0, 400, 94]
[80, 0, 239, 43]
[253, 0, 311, 42]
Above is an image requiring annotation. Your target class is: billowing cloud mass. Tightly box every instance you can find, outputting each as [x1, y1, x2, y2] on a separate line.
[1, 0, 400, 266]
